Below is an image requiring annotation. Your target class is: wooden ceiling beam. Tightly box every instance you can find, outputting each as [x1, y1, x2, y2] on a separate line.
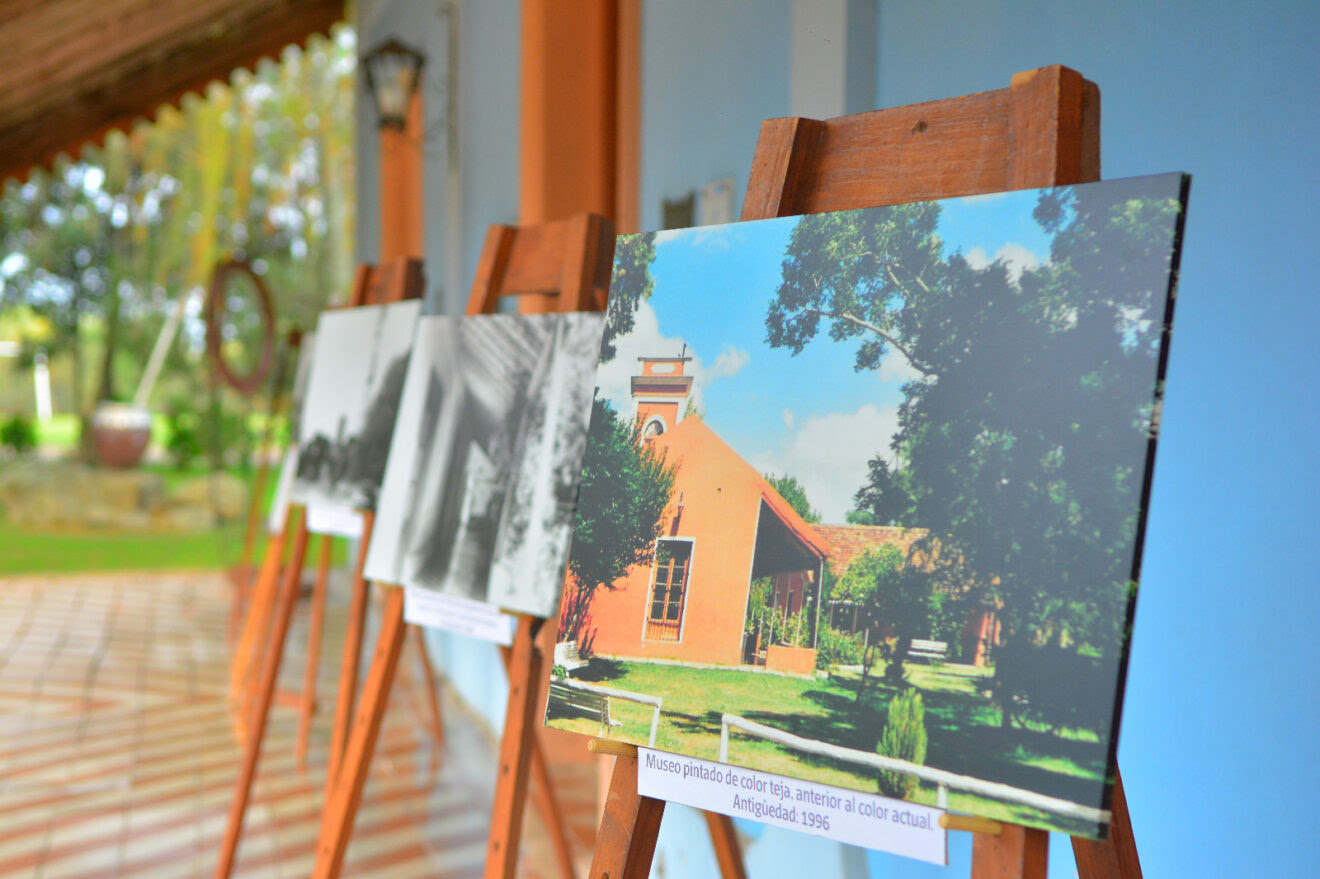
[0, 0, 343, 182]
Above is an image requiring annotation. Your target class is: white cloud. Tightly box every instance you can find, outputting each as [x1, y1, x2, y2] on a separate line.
[962, 241, 1042, 283]
[781, 409, 794, 431]
[878, 350, 924, 386]
[652, 225, 747, 252]
[708, 345, 749, 379]
[750, 402, 900, 523]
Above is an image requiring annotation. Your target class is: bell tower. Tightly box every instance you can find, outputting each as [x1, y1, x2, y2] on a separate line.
[631, 348, 694, 438]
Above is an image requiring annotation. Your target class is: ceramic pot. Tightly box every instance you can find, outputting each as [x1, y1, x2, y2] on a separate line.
[91, 402, 152, 469]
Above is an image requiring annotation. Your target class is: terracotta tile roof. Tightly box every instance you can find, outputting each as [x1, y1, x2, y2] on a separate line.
[812, 523, 928, 575]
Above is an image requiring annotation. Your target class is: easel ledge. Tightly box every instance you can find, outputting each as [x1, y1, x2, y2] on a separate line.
[586, 64, 1141, 879]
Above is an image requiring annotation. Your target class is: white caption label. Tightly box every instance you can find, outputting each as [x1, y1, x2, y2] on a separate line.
[306, 504, 364, 538]
[403, 587, 517, 646]
[637, 748, 946, 865]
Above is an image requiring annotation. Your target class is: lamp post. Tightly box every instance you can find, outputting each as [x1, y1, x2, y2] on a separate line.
[361, 39, 425, 260]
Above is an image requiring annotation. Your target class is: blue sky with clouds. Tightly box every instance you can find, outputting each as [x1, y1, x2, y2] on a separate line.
[595, 191, 1055, 523]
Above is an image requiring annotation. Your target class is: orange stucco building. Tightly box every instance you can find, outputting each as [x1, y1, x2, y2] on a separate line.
[579, 355, 829, 667]
[577, 354, 1000, 669]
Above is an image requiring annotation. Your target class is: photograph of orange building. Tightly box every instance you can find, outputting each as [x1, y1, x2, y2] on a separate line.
[548, 175, 1187, 837]
[581, 353, 830, 672]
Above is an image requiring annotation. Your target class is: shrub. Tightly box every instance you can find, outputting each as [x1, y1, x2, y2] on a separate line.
[1, 414, 35, 454]
[876, 687, 928, 799]
[815, 625, 863, 669]
[165, 407, 203, 471]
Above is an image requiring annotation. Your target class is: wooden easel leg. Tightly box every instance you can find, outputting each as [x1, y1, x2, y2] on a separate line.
[324, 513, 375, 788]
[485, 617, 543, 879]
[311, 587, 407, 879]
[498, 644, 577, 879]
[297, 534, 333, 766]
[588, 752, 666, 879]
[411, 624, 446, 751]
[214, 514, 311, 879]
[229, 517, 287, 701]
[704, 811, 748, 879]
[1073, 767, 1142, 878]
[227, 566, 251, 644]
[971, 824, 1049, 879]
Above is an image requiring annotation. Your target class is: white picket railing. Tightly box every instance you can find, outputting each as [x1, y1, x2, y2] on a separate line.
[557, 677, 663, 747]
[719, 713, 1109, 825]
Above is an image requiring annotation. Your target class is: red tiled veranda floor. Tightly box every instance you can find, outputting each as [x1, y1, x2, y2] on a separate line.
[0, 571, 596, 878]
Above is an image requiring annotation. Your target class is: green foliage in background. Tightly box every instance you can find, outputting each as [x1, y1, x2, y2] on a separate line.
[1, 414, 35, 453]
[0, 29, 358, 451]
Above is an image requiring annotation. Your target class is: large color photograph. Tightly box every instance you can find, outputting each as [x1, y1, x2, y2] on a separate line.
[365, 312, 604, 618]
[547, 174, 1189, 836]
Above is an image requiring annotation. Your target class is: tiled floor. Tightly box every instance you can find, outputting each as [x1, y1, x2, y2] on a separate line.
[0, 571, 597, 878]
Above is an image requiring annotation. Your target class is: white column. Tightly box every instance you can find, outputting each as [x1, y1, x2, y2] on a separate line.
[33, 350, 52, 420]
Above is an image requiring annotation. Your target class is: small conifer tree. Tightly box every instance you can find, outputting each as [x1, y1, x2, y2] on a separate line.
[876, 687, 928, 798]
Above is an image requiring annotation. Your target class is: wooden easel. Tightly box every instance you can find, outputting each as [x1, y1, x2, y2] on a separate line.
[227, 328, 300, 646]
[308, 213, 612, 879]
[587, 65, 1141, 879]
[214, 257, 425, 879]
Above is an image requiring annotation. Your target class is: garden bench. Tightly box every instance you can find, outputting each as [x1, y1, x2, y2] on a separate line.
[547, 679, 621, 736]
[553, 640, 589, 673]
[908, 639, 948, 662]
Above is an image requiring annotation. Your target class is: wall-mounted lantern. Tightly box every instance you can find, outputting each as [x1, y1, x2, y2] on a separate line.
[361, 39, 425, 130]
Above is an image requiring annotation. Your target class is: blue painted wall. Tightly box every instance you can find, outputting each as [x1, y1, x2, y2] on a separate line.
[637, 0, 791, 232]
[867, 3, 1320, 877]
[356, 0, 520, 318]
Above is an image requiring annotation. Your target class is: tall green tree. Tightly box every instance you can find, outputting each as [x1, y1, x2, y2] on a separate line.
[560, 398, 677, 646]
[599, 232, 657, 362]
[0, 31, 358, 455]
[849, 454, 915, 526]
[766, 177, 1184, 712]
[835, 545, 935, 698]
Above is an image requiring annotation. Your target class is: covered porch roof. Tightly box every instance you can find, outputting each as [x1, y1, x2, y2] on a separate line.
[749, 496, 829, 580]
[0, 0, 343, 182]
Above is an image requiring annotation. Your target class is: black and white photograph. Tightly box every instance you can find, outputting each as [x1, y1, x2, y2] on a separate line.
[267, 330, 317, 534]
[289, 300, 421, 512]
[365, 312, 604, 619]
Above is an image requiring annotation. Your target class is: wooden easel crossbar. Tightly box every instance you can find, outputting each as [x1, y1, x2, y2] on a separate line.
[586, 65, 1143, 879]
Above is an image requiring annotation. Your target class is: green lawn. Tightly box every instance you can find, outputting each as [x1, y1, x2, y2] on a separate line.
[0, 522, 255, 574]
[549, 657, 1108, 834]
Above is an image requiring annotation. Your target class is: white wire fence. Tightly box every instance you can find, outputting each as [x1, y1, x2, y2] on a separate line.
[719, 712, 1110, 826]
